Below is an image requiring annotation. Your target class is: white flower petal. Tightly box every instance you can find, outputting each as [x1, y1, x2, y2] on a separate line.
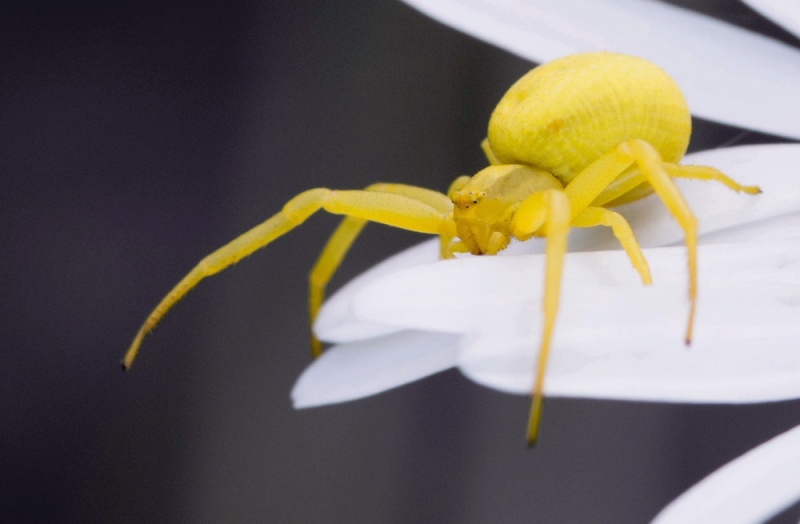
[349, 241, 800, 402]
[291, 330, 460, 408]
[314, 241, 439, 343]
[652, 424, 800, 524]
[317, 144, 800, 344]
[305, 145, 800, 405]
[740, 0, 800, 39]
[701, 210, 800, 244]
[401, 0, 800, 138]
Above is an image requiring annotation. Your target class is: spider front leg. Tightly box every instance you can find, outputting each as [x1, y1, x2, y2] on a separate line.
[509, 188, 571, 446]
[563, 138, 702, 344]
[440, 176, 473, 259]
[123, 187, 455, 369]
[309, 183, 454, 357]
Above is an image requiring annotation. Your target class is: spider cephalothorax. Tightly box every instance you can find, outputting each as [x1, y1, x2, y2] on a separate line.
[449, 164, 562, 256]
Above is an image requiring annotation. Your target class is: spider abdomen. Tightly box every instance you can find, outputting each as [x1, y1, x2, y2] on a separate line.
[487, 52, 691, 184]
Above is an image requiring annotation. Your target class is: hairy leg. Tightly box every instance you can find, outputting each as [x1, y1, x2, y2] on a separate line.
[563, 139, 701, 344]
[124, 187, 454, 369]
[308, 184, 453, 357]
[590, 162, 760, 208]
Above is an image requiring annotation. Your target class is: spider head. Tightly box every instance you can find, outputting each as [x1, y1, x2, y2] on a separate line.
[451, 186, 503, 255]
[451, 164, 562, 254]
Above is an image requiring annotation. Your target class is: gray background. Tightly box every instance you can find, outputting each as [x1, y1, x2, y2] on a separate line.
[2, 0, 799, 522]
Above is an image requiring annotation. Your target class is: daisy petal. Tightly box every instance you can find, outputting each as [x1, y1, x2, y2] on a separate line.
[350, 241, 800, 402]
[314, 241, 439, 343]
[291, 330, 460, 408]
[652, 424, 800, 524]
[401, 0, 800, 138]
[316, 144, 800, 345]
[740, 0, 800, 39]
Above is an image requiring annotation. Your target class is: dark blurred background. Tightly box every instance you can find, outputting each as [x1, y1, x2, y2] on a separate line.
[2, 1, 799, 522]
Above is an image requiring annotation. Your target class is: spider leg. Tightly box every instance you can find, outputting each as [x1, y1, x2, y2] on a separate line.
[480, 138, 502, 165]
[665, 164, 762, 192]
[309, 216, 367, 358]
[439, 176, 472, 259]
[590, 162, 761, 208]
[509, 189, 571, 446]
[572, 206, 652, 285]
[123, 187, 455, 369]
[563, 138, 701, 345]
[309, 184, 453, 357]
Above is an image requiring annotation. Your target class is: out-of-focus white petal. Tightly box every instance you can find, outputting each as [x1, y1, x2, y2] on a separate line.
[291, 331, 459, 408]
[401, 0, 800, 139]
[740, 0, 800, 39]
[349, 242, 800, 402]
[652, 424, 800, 524]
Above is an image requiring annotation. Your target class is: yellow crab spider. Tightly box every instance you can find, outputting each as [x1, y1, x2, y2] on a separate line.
[123, 52, 760, 446]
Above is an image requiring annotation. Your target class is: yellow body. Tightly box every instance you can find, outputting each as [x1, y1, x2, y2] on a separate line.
[488, 53, 690, 183]
[123, 52, 760, 445]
